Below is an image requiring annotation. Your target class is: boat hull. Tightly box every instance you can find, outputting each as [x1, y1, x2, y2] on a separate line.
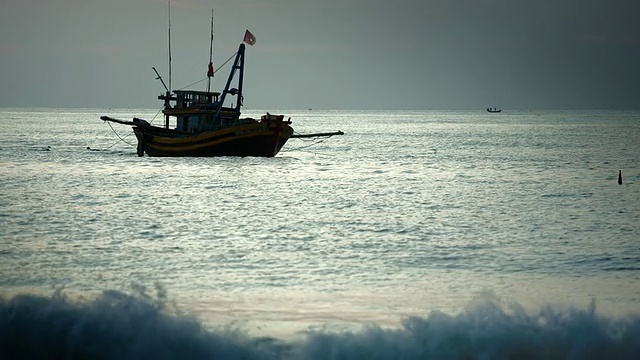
[133, 120, 293, 157]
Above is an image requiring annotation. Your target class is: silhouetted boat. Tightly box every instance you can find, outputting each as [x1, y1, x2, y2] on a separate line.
[102, 12, 341, 157]
[487, 108, 502, 113]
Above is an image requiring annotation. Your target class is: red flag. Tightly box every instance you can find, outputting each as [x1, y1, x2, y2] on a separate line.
[243, 30, 256, 46]
[207, 62, 214, 77]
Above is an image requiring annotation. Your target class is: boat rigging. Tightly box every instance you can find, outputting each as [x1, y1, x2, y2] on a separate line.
[101, 9, 343, 157]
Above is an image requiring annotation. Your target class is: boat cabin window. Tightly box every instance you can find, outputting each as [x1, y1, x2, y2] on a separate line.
[175, 91, 219, 108]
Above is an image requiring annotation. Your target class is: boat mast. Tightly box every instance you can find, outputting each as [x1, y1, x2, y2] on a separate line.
[207, 9, 214, 93]
[162, 0, 173, 129]
[168, 0, 172, 94]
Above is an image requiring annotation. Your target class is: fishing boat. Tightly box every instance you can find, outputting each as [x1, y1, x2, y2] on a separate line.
[486, 108, 502, 113]
[102, 13, 341, 157]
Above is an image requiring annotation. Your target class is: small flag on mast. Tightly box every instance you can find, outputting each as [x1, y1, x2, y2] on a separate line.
[243, 30, 256, 46]
[207, 62, 214, 77]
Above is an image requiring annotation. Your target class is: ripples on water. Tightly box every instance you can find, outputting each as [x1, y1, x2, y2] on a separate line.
[1, 108, 639, 358]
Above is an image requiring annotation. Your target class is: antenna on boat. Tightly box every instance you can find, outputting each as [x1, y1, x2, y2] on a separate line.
[206, 9, 214, 92]
[152, 67, 169, 93]
[167, 0, 172, 93]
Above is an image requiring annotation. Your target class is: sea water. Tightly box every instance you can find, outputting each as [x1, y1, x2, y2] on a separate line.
[1, 108, 639, 358]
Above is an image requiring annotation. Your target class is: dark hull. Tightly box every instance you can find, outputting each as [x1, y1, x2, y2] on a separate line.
[133, 121, 293, 157]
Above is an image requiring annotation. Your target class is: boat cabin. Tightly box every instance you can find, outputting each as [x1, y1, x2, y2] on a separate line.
[159, 90, 244, 132]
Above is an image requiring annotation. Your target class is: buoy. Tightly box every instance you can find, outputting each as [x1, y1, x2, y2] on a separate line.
[618, 170, 623, 185]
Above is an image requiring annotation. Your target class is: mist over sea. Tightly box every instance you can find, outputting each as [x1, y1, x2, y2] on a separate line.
[1, 108, 639, 359]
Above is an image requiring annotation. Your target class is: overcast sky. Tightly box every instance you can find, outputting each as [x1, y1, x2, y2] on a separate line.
[1, 0, 639, 110]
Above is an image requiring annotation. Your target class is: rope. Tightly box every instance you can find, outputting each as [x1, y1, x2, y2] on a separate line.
[214, 52, 238, 77]
[286, 133, 338, 151]
[102, 107, 164, 150]
[148, 106, 164, 125]
[177, 51, 238, 91]
[179, 77, 207, 90]
[105, 120, 134, 147]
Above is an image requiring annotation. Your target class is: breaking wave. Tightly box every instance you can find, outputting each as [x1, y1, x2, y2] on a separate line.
[1, 288, 638, 359]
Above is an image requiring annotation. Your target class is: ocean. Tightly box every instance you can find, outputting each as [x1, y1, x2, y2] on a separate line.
[1, 108, 639, 359]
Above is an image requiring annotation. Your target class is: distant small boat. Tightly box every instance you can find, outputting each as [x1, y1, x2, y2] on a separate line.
[487, 108, 502, 113]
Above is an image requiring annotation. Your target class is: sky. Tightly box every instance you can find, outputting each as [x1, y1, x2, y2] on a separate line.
[1, 0, 639, 110]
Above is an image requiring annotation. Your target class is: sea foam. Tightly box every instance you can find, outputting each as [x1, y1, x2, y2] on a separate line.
[1, 289, 638, 359]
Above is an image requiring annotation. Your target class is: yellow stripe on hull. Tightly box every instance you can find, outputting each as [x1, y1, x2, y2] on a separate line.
[133, 122, 293, 157]
[145, 131, 290, 153]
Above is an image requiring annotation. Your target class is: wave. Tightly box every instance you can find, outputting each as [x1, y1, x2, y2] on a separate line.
[1, 288, 638, 359]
